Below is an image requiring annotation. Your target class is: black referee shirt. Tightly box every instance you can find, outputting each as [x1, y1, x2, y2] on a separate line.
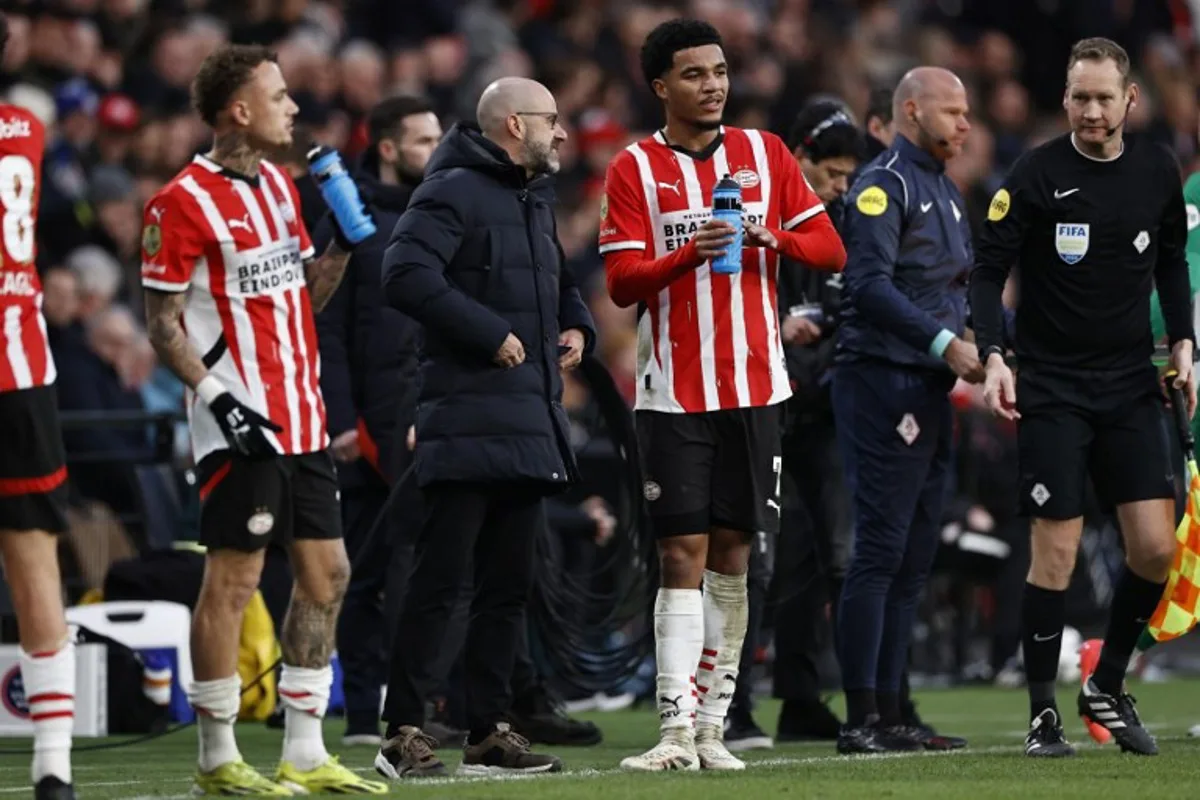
[970, 133, 1194, 375]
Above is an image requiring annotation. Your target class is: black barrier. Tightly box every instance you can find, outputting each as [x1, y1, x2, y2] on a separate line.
[57, 409, 184, 465]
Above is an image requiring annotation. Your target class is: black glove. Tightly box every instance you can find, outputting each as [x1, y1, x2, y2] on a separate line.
[209, 392, 283, 459]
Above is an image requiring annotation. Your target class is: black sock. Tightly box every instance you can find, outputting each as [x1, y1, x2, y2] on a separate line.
[1022, 582, 1066, 721]
[876, 691, 901, 726]
[1093, 567, 1166, 695]
[845, 688, 877, 727]
[898, 670, 918, 723]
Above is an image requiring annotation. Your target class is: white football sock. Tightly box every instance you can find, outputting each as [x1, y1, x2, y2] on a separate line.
[188, 675, 242, 773]
[20, 641, 74, 784]
[695, 569, 749, 729]
[278, 664, 332, 772]
[654, 588, 704, 734]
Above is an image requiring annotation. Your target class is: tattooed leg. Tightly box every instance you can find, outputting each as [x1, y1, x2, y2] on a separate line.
[278, 539, 351, 770]
[280, 580, 346, 667]
[281, 539, 351, 667]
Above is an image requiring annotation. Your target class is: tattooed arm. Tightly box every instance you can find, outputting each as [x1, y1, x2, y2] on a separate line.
[305, 240, 352, 313]
[144, 289, 208, 390]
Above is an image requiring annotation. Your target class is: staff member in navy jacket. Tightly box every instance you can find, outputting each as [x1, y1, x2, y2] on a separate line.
[374, 77, 595, 778]
[832, 67, 984, 754]
[312, 95, 442, 745]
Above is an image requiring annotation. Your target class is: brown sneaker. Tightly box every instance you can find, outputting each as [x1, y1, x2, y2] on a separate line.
[373, 726, 449, 779]
[457, 722, 563, 776]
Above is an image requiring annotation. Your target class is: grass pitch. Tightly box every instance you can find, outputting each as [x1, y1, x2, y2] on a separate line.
[0, 681, 1197, 798]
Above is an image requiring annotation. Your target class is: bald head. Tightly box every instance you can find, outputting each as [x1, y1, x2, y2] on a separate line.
[893, 67, 964, 119]
[476, 77, 555, 138]
[892, 66, 970, 161]
[474, 76, 566, 176]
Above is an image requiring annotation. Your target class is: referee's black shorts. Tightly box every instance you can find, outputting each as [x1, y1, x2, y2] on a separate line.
[1016, 364, 1174, 520]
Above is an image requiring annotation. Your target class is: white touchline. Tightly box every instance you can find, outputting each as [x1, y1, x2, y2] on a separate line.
[345, 746, 1020, 788]
[0, 745, 1034, 794]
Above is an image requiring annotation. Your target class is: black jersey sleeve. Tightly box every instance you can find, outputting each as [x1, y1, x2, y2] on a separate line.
[970, 152, 1035, 361]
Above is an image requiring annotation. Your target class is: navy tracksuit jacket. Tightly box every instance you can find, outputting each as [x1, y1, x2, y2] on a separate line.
[832, 134, 973, 699]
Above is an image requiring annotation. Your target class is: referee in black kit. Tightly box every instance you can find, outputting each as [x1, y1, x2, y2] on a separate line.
[970, 37, 1196, 759]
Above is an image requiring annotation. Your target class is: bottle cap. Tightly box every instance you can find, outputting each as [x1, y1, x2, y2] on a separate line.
[713, 174, 742, 210]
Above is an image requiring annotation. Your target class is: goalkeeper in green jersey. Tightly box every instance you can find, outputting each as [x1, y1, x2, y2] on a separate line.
[1161, 170, 1200, 743]
[1151, 169, 1200, 455]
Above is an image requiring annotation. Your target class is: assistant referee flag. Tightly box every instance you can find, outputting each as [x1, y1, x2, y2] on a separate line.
[1147, 378, 1200, 644]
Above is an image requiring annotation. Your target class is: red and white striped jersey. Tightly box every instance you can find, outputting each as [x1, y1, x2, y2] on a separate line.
[599, 126, 825, 414]
[0, 106, 55, 394]
[141, 154, 327, 463]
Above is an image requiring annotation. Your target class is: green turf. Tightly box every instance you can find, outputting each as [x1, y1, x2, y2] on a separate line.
[0, 681, 1198, 798]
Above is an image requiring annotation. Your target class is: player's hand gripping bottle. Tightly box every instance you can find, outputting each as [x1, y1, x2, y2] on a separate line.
[710, 174, 743, 275]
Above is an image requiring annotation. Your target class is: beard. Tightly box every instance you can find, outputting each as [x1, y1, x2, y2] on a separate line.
[692, 116, 722, 131]
[397, 163, 425, 185]
[521, 138, 559, 175]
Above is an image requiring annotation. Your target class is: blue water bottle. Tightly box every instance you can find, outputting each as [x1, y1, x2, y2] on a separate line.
[307, 145, 376, 244]
[711, 174, 743, 275]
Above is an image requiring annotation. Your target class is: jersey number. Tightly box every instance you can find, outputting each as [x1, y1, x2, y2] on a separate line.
[0, 155, 36, 264]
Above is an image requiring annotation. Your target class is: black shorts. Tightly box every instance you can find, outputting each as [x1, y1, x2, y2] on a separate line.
[636, 404, 782, 538]
[196, 450, 342, 552]
[1016, 366, 1174, 520]
[0, 385, 69, 534]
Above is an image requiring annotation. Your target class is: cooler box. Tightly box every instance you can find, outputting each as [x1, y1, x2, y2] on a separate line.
[66, 601, 194, 723]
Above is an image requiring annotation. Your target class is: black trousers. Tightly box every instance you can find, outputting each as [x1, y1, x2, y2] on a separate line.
[772, 417, 852, 702]
[382, 482, 543, 732]
[334, 476, 391, 731]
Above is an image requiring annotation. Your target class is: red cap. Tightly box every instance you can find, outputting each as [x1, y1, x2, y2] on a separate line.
[97, 94, 139, 132]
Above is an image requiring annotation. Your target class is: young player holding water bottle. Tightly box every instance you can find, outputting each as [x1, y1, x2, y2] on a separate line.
[599, 18, 845, 772]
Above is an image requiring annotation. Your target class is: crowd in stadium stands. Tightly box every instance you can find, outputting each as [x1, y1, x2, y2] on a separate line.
[5, 0, 1198, 665]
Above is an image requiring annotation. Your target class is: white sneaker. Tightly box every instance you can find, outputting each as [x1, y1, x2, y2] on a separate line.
[619, 728, 699, 772]
[695, 722, 746, 770]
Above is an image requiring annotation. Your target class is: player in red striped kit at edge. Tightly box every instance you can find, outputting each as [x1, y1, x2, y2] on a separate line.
[603, 19, 846, 771]
[0, 13, 80, 800]
[140, 44, 385, 795]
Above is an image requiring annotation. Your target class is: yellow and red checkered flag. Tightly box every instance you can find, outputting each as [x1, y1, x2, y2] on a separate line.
[1147, 372, 1200, 644]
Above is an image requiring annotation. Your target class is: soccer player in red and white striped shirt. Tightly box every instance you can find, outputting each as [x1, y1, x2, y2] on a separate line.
[0, 13, 79, 799]
[604, 20, 845, 772]
[141, 45, 384, 796]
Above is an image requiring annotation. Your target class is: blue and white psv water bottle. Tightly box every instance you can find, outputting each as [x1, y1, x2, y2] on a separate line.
[710, 174, 743, 275]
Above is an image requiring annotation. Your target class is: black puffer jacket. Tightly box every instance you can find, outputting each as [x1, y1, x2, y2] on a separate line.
[381, 123, 596, 490]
